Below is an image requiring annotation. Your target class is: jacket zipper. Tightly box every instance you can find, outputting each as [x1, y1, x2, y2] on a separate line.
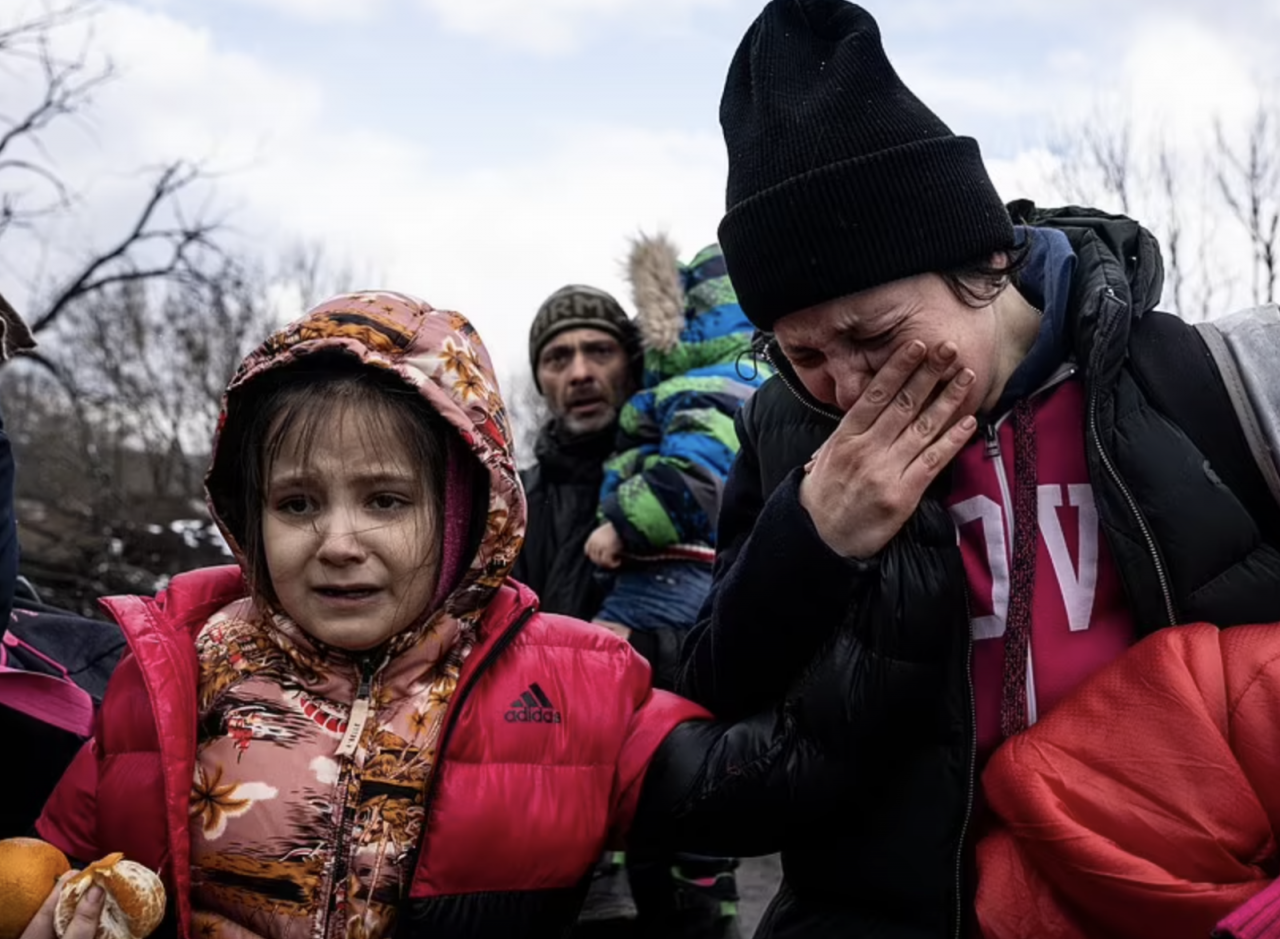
[416, 607, 537, 850]
[1087, 289, 1177, 627]
[980, 362, 1080, 463]
[761, 343, 842, 423]
[322, 653, 380, 935]
[982, 422, 1001, 459]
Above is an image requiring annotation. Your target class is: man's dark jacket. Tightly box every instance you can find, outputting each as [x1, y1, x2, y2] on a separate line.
[513, 422, 614, 622]
[677, 204, 1280, 939]
[513, 421, 688, 686]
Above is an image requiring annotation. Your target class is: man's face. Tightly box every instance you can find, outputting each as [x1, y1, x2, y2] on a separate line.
[773, 272, 999, 416]
[536, 327, 633, 434]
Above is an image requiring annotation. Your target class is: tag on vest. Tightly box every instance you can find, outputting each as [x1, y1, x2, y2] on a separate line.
[336, 697, 372, 759]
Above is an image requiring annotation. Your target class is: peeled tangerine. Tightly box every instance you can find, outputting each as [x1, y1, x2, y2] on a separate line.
[0, 837, 71, 939]
[54, 854, 165, 939]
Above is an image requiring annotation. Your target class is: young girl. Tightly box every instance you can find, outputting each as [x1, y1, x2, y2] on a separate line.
[33, 292, 796, 939]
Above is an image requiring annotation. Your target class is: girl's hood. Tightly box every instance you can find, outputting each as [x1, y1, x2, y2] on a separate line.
[205, 291, 525, 627]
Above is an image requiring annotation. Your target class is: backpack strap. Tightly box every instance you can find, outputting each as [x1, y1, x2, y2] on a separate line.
[1127, 310, 1280, 542]
[1193, 305, 1280, 511]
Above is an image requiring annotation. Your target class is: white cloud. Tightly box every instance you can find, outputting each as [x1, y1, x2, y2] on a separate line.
[417, 0, 735, 55]
[228, 119, 727, 374]
[980, 16, 1271, 320]
[219, 0, 385, 23]
[96, 8, 324, 164]
[1121, 16, 1261, 141]
[2, 0, 727, 379]
[987, 147, 1063, 204]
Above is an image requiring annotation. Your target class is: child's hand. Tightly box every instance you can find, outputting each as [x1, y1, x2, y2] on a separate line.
[22, 873, 104, 939]
[594, 620, 632, 642]
[585, 523, 624, 570]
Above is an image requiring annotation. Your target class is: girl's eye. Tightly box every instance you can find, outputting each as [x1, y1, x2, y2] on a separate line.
[276, 496, 313, 515]
[370, 493, 410, 511]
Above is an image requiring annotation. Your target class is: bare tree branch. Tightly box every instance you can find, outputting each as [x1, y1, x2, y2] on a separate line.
[502, 368, 549, 469]
[1046, 95, 1280, 320]
[1214, 105, 1280, 306]
[29, 160, 224, 334]
[1049, 103, 1135, 214]
[0, 3, 92, 46]
[14, 345, 69, 387]
[0, 1, 261, 611]
[0, 3, 113, 240]
[1155, 143, 1186, 316]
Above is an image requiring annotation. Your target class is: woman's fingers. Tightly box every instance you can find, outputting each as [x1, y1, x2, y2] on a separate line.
[798, 338, 977, 559]
[903, 413, 979, 488]
[836, 340, 926, 436]
[838, 341, 961, 446]
[890, 365, 977, 463]
[868, 342, 960, 445]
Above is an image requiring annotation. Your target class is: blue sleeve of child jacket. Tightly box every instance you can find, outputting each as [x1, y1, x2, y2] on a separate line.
[599, 368, 762, 553]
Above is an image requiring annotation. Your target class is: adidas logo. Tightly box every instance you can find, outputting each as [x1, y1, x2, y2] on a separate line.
[505, 683, 563, 725]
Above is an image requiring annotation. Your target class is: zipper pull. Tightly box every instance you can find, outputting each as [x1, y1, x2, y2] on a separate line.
[983, 422, 1001, 459]
[336, 657, 378, 760]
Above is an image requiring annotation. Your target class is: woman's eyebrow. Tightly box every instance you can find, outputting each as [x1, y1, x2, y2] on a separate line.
[840, 307, 899, 336]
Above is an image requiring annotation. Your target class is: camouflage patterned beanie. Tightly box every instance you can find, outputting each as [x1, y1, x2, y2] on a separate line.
[528, 285, 640, 391]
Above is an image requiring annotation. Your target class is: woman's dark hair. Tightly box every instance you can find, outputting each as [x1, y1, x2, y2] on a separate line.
[939, 232, 1033, 308]
[208, 351, 451, 607]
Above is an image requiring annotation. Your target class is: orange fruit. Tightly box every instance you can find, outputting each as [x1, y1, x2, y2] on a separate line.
[0, 837, 72, 939]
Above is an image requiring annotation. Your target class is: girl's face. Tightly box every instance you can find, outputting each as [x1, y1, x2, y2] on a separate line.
[262, 402, 440, 652]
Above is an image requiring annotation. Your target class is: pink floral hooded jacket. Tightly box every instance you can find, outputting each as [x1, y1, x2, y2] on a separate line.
[37, 292, 711, 939]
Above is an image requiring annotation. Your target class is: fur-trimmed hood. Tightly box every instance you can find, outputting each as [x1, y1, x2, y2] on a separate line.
[625, 235, 757, 385]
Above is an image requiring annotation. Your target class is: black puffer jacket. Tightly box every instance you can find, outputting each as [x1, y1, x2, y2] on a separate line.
[678, 204, 1280, 939]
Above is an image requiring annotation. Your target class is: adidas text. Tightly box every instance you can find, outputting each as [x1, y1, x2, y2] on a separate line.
[506, 682, 563, 725]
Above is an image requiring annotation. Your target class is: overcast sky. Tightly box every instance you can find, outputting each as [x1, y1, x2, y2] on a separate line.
[3, 0, 1279, 381]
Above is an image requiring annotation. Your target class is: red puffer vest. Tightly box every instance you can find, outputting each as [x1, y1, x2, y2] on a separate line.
[38, 565, 706, 938]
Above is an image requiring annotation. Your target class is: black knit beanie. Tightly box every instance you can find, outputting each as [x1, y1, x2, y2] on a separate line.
[718, 0, 1016, 330]
[528, 285, 640, 392]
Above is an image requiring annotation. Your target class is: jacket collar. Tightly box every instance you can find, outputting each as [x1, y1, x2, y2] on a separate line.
[1008, 201, 1165, 392]
[533, 420, 617, 483]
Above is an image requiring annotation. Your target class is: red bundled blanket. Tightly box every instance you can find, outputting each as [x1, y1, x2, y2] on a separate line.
[977, 624, 1280, 939]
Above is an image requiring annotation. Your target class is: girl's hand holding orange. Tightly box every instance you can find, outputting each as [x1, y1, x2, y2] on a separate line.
[0, 839, 164, 939]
